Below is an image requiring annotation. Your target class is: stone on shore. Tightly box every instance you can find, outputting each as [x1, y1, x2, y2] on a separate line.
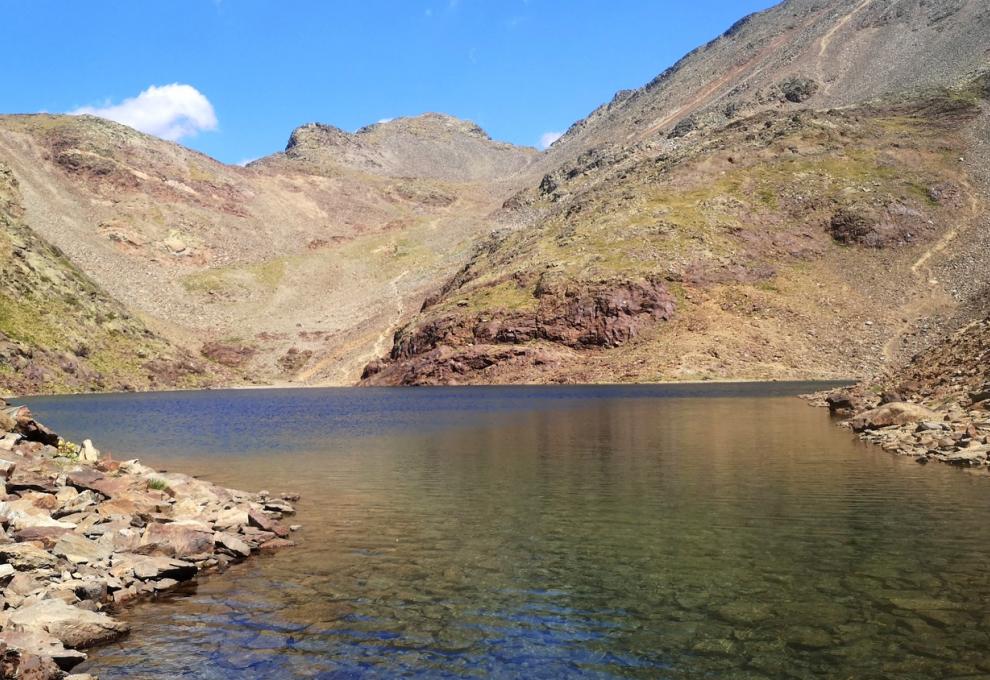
[0, 543, 59, 570]
[140, 521, 215, 559]
[0, 403, 300, 676]
[52, 533, 114, 565]
[7, 599, 129, 649]
[79, 440, 100, 463]
[849, 402, 940, 432]
[0, 629, 87, 672]
[825, 389, 869, 416]
[215, 531, 252, 558]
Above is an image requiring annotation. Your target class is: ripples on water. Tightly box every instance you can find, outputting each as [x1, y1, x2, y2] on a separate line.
[22, 384, 990, 678]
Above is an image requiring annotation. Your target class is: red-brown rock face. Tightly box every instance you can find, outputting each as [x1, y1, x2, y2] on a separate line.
[363, 277, 675, 385]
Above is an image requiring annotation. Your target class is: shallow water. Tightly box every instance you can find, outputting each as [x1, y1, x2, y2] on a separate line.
[21, 383, 990, 679]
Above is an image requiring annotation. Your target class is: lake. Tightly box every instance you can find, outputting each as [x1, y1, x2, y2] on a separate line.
[19, 383, 990, 678]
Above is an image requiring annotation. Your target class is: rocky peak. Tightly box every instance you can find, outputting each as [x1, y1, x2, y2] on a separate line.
[357, 113, 491, 141]
[277, 112, 536, 182]
[284, 122, 357, 153]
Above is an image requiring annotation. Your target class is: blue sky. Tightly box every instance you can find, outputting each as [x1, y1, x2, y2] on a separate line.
[5, 1, 777, 165]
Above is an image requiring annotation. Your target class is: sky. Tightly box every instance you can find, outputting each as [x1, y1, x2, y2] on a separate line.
[5, 1, 778, 165]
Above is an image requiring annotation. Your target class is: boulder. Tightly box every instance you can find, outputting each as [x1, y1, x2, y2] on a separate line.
[54, 490, 101, 518]
[65, 469, 136, 499]
[140, 522, 214, 559]
[7, 599, 129, 649]
[259, 538, 295, 552]
[779, 76, 819, 103]
[52, 533, 113, 565]
[214, 531, 251, 558]
[944, 446, 990, 466]
[79, 440, 100, 463]
[825, 389, 867, 416]
[12, 526, 73, 548]
[0, 409, 15, 433]
[970, 383, 990, 405]
[849, 402, 940, 432]
[0, 543, 59, 570]
[247, 508, 289, 537]
[64, 470, 105, 494]
[110, 553, 197, 582]
[8, 407, 59, 447]
[214, 506, 250, 529]
[7, 572, 44, 597]
[6, 468, 57, 493]
[0, 457, 16, 479]
[0, 629, 87, 672]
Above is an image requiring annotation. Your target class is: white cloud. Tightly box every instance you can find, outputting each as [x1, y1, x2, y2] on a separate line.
[377, 118, 394, 124]
[539, 131, 562, 150]
[237, 157, 258, 167]
[71, 83, 218, 141]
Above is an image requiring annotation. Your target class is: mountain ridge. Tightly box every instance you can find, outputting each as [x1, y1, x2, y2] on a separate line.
[1, 0, 989, 394]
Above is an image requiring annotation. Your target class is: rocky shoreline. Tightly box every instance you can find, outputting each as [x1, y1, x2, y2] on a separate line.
[807, 386, 990, 470]
[808, 310, 990, 470]
[0, 399, 298, 679]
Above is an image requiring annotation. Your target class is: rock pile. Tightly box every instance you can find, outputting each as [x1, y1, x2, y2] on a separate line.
[811, 312, 990, 470]
[813, 389, 990, 469]
[0, 398, 298, 678]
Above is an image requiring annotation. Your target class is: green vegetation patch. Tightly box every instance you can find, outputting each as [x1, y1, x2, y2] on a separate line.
[0, 291, 69, 349]
[456, 279, 539, 313]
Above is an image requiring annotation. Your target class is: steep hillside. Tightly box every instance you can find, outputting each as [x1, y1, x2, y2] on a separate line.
[363, 0, 990, 387]
[543, 0, 989, 169]
[0, 162, 219, 394]
[0, 113, 538, 389]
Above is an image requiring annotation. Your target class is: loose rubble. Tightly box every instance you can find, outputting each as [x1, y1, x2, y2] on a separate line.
[0, 399, 299, 678]
[808, 310, 990, 470]
[808, 387, 990, 469]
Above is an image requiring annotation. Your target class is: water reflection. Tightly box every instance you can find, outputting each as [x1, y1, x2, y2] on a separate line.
[21, 384, 990, 678]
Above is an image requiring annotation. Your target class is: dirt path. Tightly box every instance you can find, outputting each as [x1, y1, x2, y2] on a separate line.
[880, 180, 982, 361]
[816, 0, 873, 96]
[881, 229, 959, 361]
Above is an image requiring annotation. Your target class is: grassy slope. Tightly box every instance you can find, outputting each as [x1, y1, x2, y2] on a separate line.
[0, 162, 221, 395]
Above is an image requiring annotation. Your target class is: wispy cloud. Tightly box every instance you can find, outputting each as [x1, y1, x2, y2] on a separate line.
[539, 131, 562, 150]
[71, 83, 218, 142]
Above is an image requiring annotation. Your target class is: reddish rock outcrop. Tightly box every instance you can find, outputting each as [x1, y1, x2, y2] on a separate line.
[366, 277, 675, 385]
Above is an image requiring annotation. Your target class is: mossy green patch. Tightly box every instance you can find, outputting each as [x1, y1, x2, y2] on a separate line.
[0, 292, 69, 349]
[456, 280, 538, 313]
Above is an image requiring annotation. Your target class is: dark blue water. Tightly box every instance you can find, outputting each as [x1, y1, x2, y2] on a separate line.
[18, 383, 990, 679]
[22, 382, 844, 456]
